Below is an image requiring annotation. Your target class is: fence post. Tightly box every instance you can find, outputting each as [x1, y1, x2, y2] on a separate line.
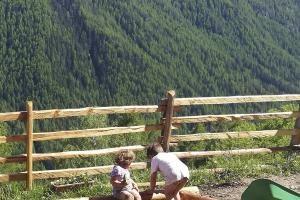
[161, 90, 175, 152]
[290, 104, 300, 146]
[26, 101, 33, 190]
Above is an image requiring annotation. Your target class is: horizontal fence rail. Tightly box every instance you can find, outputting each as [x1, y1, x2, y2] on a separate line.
[0, 125, 164, 144]
[0, 124, 180, 144]
[32, 106, 165, 119]
[0, 111, 27, 122]
[0, 134, 26, 144]
[174, 146, 298, 159]
[0, 145, 147, 164]
[0, 92, 300, 190]
[31, 162, 147, 180]
[171, 112, 300, 124]
[173, 94, 300, 106]
[32, 125, 163, 141]
[0, 162, 147, 183]
[170, 129, 297, 142]
[0, 105, 182, 122]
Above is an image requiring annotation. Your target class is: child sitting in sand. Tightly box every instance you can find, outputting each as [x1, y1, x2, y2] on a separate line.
[110, 149, 141, 200]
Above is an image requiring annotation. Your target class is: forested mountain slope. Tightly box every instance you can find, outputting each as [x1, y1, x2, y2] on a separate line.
[0, 0, 300, 112]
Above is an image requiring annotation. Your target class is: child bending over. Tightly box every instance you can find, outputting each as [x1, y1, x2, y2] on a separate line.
[146, 143, 189, 200]
[110, 150, 141, 200]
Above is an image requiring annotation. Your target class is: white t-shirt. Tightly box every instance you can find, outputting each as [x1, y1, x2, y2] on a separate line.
[151, 152, 189, 185]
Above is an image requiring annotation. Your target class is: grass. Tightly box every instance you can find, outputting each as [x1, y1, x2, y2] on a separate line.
[2, 110, 300, 199]
[1, 138, 300, 199]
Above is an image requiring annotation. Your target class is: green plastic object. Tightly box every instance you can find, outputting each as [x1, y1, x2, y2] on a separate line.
[241, 178, 300, 200]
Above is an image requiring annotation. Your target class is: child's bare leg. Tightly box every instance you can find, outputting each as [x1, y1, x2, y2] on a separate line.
[115, 191, 135, 200]
[129, 189, 141, 200]
[165, 192, 180, 200]
[164, 178, 188, 200]
[164, 184, 180, 200]
[165, 191, 180, 200]
[174, 192, 181, 200]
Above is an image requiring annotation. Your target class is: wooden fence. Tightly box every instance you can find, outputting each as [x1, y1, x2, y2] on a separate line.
[1, 91, 300, 190]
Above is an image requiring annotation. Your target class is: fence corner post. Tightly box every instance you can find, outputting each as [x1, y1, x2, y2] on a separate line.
[26, 101, 33, 190]
[290, 103, 300, 146]
[162, 90, 175, 152]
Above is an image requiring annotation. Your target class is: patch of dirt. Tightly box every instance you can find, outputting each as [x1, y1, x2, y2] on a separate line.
[197, 174, 300, 200]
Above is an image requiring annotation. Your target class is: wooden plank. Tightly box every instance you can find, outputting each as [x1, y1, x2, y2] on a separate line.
[291, 126, 300, 146]
[0, 111, 26, 122]
[170, 129, 294, 142]
[162, 90, 175, 152]
[26, 101, 33, 190]
[32, 162, 146, 180]
[290, 103, 300, 145]
[0, 155, 26, 164]
[137, 187, 201, 200]
[32, 124, 163, 141]
[136, 181, 165, 187]
[1, 144, 293, 166]
[0, 134, 26, 144]
[0, 145, 147, 164]
[0, 162, 146, 183]
[32, 105, 164, 120]
[0, 125, 178, 144]
[0, 124, 180, 145]
[0, 173, 26, 183]
[33, 145, 146, 161]
[174, 146, 291, 159]
[60, 186, 201, 200]
[0, 105, 182, 122]
[173, 94, 300, 106]
[171, 112, 300, 124]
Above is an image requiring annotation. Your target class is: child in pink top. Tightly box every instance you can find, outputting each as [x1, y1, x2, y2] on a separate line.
[110, 150, 141, 200]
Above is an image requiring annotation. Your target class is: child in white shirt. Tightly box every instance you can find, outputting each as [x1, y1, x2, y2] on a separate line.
[146, 143, 189, 200]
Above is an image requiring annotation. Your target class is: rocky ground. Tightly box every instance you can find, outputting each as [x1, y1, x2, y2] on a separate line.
[197, 174, 300, 200]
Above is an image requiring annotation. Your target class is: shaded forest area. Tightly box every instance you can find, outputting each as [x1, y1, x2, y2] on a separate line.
[1, 0, 300, 165]
[0, 0, 299, 113]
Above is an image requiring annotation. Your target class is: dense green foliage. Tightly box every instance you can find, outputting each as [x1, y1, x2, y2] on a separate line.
[0, 0, 299, 112]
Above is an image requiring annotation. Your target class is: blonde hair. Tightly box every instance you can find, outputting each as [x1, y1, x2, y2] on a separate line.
[115, 149, 135, 166]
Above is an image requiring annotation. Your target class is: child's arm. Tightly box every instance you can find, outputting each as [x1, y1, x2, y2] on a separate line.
[110, 176, 126, 188]
[131, 179, 139, 192]
[149, 171, 157, 193]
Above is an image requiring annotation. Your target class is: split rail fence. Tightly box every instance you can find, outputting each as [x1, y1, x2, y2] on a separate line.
[1, 91, 300, 190]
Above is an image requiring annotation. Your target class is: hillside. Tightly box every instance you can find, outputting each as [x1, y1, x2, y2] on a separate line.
[0, 0, 300, 112]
